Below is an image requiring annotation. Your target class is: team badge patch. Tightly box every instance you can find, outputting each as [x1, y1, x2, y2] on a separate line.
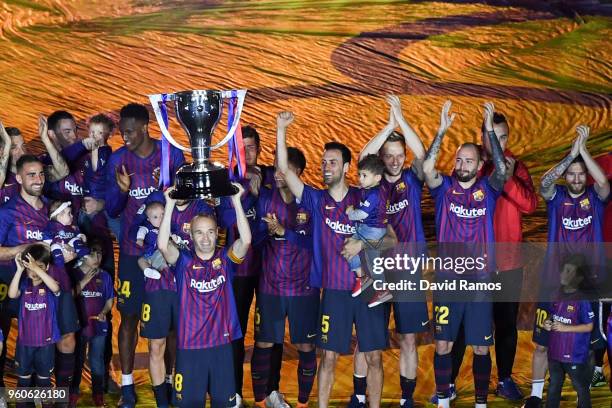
[580, 198, 591, 211]
[472, 189, 484, 201]
[96, 279, 102, 285]
[296, 211, 308, 224]
[567, 305, 574, 312]
[39, 288, 46, 295]
[396, 181, 406, 192]
[212, 258, 222, 270]
[182, 223, 191, 234]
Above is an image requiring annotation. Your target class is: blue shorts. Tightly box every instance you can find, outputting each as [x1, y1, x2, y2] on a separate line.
[174, 344, 235, 408]
[317, 289, 388, 354]
[117, 253, 144, 316]
[532, 302, 551, 347]
[140, 290, 179, 339]
[58, 291, 80, 335]
[254, 293, 319, 344]
[0, 267, 18, 318]
[390, 301, 430, 334]
[433, 301, 493, 346]
[16, 343, 55, 377]
[590, 301, 606, 350]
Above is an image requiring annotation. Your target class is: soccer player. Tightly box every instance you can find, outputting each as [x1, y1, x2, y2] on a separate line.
[353, 95, 432, 408]
[105, 103, 184, 407]
[0, 121, 11, 191]
[157, 183, 250, 408]
[71, 246, 114, 407]
[525, 125, 609, 408]
[447, 110, 538, 402]
[423, 102, 507, 408]
[276, 111, 397, 408]
[0, 155, 51, 389]
[8, 244, 60, 408]
[250, 127, 317, 408]
[0, 116, 69, 203]
[242, 125, 275, 189]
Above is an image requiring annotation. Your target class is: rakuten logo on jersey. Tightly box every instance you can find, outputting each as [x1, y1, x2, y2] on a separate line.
[387, 199, 409, 215]
[129, 186, 157, 200]
[449, 203, 486, 218]
[325, 218, 356, 235]
[553, 315, 572, 325]
[82, 290, 102, 298]
[25, 302, 47, 311]
[26, 230, 43, 240]
[64, 180, 83, 195]
[190, 275, 226, 293]
[562, 216, 592, 230]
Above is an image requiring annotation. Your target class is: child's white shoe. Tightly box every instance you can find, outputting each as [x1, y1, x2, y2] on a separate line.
[144, 268, 161, 279]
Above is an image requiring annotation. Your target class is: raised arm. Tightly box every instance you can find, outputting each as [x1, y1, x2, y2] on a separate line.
[388, 95, 426, 178]
[358, 98, 397, 161]
[276, 112, 304, 201]
[423, 100, 455, 189]
[577, 125, 610, 200]
[483, 102, 507, 191]
[540, 131, 584, 201]
[229, 183, 252, 260]
[0, 121, 11, 187]
[158, 187, 179, 265]
[40, 116, 70, 182]
[8, 254, 24, 299]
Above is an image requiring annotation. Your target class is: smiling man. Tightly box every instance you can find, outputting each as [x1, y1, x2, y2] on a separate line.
[105, 103, 184, 408]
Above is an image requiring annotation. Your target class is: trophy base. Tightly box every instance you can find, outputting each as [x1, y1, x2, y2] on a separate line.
[170, 163, 238, 200]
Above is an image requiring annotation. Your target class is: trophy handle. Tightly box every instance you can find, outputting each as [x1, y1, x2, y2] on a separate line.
[210, 89, 247, 150]
[148, 93, 190, 153]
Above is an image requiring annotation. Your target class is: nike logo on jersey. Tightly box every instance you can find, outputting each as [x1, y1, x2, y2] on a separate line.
[421, 321, 429, 326]
[325, 205, 336, 210]
[484, 334, 492, 340]
[451, 189, 464, 195]
[307, 333, 317, 338]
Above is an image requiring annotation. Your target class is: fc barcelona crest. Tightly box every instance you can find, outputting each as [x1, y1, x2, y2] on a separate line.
[567, 305, 574, 312]
[580, 198, 591, 211]
[182, 223, 191, 234]
[396, 181, 406, 193]
[296, 211, 308, 224]
[472, 189, 485, 201]
[212, 258, 222, 270]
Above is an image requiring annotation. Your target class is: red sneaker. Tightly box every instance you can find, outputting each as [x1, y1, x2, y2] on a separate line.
[368, 290, 393, 308]
[93, 393, 107, 407]
[352, 276, 373, 297]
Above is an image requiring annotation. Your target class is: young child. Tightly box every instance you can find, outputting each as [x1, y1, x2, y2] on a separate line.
[8, 244, 60, 408]
[544, 254, 594, 408]
[136, 201, 169, 280]
[44, 200, 89, 263]
[70, 243, 114, 407]
[345, 154, 387, 299]
[83, 113, 114, 202]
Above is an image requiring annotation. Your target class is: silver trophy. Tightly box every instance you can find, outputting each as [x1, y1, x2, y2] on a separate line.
[149, 89, 247, 199]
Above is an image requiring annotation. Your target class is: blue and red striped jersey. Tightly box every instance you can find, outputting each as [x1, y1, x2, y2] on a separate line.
[17, 278, 60, 347]
[546, 185, 606, 243]
[352, 186, 387, 228]
[380, 168, 425, 243]
[548, 300, 593, 363]
[217, 190, 260, 278]
[0, 172, 19, 204]
[174, 247, 242, 349]
[83, 145, 113, 200]
[257, 187, 315, 296]
[299, 185, 361, 290]
[75, 268, 114, 338]
[104, 141, 184, 255]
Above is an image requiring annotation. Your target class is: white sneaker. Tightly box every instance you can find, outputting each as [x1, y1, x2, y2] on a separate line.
[266, 391, 291, 408]
[233, 393, 243, 408]
[144, 268, 161, 279]
[0, 395, 7, 408]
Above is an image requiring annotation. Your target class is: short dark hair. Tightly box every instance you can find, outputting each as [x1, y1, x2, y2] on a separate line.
[242, 125, 260, 147]
[47, 110, 75, 134]
[5, 127, 21, 137]
[120, 103, 149, 124]
[384, 131, 406, 148]
[324, 141, 351, 165]
[458, 142, 482, 161]
[567, 155, 586, 172]
[287, 147, 307, 174]
[22, 244, 51, 268]
[89, 113, 116, 133]
[481, 112, 507, 133]
[358, 154, 385, 176]
[16, 154, 43, 173]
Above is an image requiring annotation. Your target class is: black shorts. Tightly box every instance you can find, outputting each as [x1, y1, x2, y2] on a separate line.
[140, 290, 179, 339]
[58, 291, 80, 335]
[254, 293, 319, 344]
[117, 253, 144, 316]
